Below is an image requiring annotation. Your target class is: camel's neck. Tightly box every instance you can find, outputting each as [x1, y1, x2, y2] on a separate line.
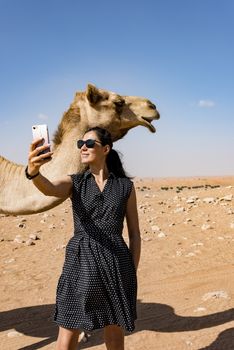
[0, 156, 24, 191]
[42, 128, 85, 179]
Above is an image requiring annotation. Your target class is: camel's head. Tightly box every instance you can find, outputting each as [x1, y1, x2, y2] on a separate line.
[53, 84, 160, 146]
[117, 94, 160, 140]
[80, 84, 160, 141]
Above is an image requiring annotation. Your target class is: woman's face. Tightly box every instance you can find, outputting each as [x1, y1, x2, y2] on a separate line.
[79, 131, 109, 166]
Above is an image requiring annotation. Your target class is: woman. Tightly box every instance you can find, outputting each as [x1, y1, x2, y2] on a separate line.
[26, 126, 141, 350]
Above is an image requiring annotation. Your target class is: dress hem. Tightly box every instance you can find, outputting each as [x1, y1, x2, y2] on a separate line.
[53, 318, 136, 333]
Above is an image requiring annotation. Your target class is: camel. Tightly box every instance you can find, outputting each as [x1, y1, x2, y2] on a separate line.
[0, 84, 160, 215]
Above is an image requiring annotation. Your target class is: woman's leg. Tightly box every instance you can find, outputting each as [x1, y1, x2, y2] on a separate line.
[104, 325, 125, 350]
[55, 326, 80, 350]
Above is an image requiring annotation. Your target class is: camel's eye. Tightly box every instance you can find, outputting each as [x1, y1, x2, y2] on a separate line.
[148, 102, 156, 110]
[114, 100, 124, 114]
[114, 100, 124, 108]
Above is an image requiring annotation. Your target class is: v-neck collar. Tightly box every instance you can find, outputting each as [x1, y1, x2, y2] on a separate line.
[92, 176, 109, 194]
[84, 169, 115, 194]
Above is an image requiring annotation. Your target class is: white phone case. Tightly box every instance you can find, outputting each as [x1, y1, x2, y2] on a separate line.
[32, 124, 50, 154]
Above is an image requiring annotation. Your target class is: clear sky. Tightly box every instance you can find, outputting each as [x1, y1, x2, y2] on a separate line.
[0, 0, 233, 177]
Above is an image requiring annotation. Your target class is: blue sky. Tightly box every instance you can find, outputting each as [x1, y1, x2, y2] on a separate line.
[0, 0, 233, 177]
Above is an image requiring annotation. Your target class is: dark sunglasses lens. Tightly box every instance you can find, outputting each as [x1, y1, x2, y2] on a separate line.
[77, 140, 84, 149]
[77, 139, 96, 149]
[86, 139, 95, 148]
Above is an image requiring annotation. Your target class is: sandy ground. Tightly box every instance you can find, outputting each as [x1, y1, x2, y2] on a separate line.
[0, 176, 234, 350]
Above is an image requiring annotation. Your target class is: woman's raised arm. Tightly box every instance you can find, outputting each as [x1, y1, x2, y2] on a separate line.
[27, 138, 72, 198]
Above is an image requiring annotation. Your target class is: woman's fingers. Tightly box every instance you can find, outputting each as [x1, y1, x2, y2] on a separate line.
[30, 138, 44, 152]
[29, 143, 51, 158]
[30, 138, 51, 156]
[28, 138, 53, 176]
[32, 153, 53, 161]
[30, 151, 53, 164]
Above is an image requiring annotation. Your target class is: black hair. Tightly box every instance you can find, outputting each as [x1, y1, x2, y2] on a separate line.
[84, 126, 131, 178]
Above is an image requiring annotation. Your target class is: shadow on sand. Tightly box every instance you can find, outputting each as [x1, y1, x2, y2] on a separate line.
[198, 328, 234, 350]
[0, 300, 233, 349]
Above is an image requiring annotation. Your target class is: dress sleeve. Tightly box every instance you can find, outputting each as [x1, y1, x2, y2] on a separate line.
[125, 178, 134, 200]
[69, 173, 84, 198]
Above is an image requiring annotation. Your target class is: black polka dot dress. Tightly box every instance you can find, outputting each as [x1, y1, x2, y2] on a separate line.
[53, 170, 137, 332]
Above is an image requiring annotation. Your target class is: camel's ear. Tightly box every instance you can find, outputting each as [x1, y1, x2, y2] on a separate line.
[86, 84, 102, 105]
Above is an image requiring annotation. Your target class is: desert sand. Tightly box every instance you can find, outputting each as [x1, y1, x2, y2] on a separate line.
[1, 176, 234, 350]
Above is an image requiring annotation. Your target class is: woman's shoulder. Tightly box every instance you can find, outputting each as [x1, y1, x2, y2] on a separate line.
[69, 171, 86, 183]
[115, 175, 133, 184]
[114, 175, 134, 197]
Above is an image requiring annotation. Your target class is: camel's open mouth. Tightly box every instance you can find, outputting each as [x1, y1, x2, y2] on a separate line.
[141, 116, 156, 133]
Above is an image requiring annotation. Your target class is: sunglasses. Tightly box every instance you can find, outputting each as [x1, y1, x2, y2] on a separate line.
[77, 139, 102, 149]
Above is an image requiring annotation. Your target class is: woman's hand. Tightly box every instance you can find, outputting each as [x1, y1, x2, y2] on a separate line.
[28, 138, 53, 176]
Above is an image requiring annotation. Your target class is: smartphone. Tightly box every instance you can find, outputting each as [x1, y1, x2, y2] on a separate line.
[32, 124, 51, 155]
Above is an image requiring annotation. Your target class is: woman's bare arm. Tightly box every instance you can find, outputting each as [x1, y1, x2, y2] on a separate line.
[32, 173, 72, 198]
[126, 184, 141, 270]
[27, 138, 72, 198]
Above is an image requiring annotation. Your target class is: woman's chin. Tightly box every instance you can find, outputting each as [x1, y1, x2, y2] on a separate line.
[81, 159, 91, 165]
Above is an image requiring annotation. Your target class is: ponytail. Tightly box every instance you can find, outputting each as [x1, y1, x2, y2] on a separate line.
[106, 149, 130, 178]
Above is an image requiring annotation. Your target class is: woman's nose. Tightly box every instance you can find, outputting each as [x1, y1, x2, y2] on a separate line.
[81, 143, 87, 150]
